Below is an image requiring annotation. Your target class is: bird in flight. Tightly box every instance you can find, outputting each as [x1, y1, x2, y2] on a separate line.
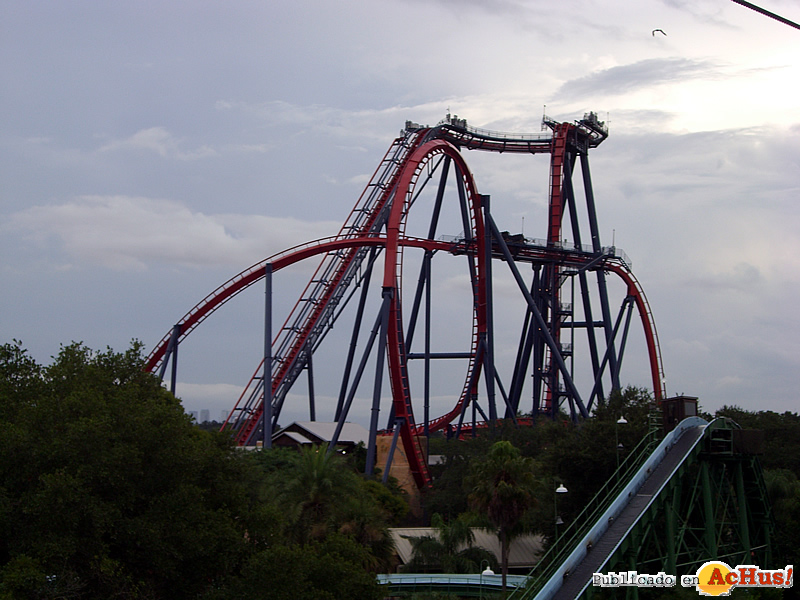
[652, 28, 667, 36]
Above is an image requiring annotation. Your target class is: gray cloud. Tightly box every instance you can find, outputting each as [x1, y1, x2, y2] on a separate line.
[555, 58, 721, 99]
[3, 0, 799, 421]
[681, 262, 764, 292]
[659, 0, 736, 27]
[5, 196, 341, 270]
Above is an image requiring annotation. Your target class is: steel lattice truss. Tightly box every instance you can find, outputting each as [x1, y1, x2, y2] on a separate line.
[146, 113, 666, 488]
[499, 419, 774, 600]
[615, 425, 774, 579]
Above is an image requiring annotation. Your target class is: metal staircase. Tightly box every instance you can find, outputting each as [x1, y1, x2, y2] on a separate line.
[224, 129, 426, 443]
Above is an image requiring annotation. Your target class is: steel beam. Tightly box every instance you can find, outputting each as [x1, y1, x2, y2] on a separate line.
[487, 213, 588, 418]
[366, 289, 392, 477]
[263, 264, 273, 448]
[336, 248, 376, 421]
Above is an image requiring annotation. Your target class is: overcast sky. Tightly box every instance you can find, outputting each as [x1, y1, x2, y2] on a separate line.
[2, 0, 799, 426]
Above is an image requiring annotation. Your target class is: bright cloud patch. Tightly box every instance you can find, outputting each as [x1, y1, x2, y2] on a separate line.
[6, 195, 341, 270]
[99, 127, 218, 160]
[173, 382, 245, 415]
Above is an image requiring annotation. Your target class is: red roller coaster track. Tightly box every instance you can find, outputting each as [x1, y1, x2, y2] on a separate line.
[146, 112, 665, 489]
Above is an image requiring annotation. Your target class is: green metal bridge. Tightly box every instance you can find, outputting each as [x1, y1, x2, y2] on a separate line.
[379, 417, 774, 599]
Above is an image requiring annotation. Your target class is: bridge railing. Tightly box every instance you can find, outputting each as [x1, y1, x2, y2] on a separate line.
[377, 573, 528, 597]
[507, 426, 662, 599]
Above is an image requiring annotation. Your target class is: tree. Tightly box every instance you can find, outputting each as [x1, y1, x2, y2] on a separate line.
[714, 406, 800, 567]
[260, 444, 397, 572]
[423, 434, 489, 519]
[715, 406, 800, 476]
[278, 445, 358, 544]
[402, 513, 497, 574]
[0, 341, 408, 599]
[205, 534, 382, 600]
[536, 387, 655, 512]
[0, 341, 273, 599]
[593, 386, 654, 434]
[467, 440, 539, 589]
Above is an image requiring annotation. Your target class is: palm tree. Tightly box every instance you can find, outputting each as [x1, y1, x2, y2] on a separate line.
[338, 488, 397, 572]
[467, 440, 538, 589]
[278, 444, 396, 571]
[402, 513, 496, 574]
[279, 444, 358, 543]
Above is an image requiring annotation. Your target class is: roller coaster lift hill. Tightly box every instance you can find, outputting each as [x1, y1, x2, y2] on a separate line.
[146, 112, 666, 490]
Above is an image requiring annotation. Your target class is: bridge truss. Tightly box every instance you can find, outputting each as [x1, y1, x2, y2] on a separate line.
[146, 112, 666, 488]
[379, 418, 775, 598]
[512, 417, 774, 600]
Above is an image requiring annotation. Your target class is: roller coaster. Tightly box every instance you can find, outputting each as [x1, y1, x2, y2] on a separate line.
[145, 113, 777, 598]
[146, 112, 665, 489]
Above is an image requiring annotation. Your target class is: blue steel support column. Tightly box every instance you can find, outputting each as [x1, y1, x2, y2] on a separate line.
[587, 296, 634, 412]
[507, 273, 535, 418]
[563, 155, 604, 400]
[169, 325, 179, 396]
[487, 214, 588, 418]
[405, 252, 430, 354]
[385, 403, 396, 431]
[472, 391, 477, 437]
[612, 297, 636, 382]
[382, 418, 403, 484]
[548, 260, 560, 419]
[494, 373, 515, 425]
[157, 324, 181, 395]
[577, 268, 603, 401]
[597, 272, 620, 391]
[563, 155, 582, 249]
[576, 154, 606, 401]
[306, 347, 316, 421]
[365, 289, 392, 477]
[580, 152, 620, 392]
[482, 195, 498, 423]
[424, 252, 431, 440]
[336, 248, 376, 421]
[455, 340, 484, 439]
[329, 306, 385, 454]
[531, 268, 545, 417]
[562, 156, 580, 389]
[580, 154, 602, 255]
[263, 263, 273, 449]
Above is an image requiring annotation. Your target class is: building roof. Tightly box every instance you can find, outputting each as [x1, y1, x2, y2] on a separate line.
[272, 421, 370, 446]
[277, 431, 313, 445]
[389, 527, 544, 570]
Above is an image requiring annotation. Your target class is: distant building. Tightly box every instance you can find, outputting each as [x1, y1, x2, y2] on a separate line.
[200, 409, 210, 423]
[271, 421, 369, 453]
[389, 528, 544, 573]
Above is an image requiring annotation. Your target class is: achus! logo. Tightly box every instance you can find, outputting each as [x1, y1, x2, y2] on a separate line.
[690, 561, 793, 596]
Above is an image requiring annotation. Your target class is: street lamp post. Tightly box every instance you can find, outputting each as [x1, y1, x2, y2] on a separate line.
[615, 416, 628, 476]
[480, 560, 494, 599]
[554, 481, 568, 551]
